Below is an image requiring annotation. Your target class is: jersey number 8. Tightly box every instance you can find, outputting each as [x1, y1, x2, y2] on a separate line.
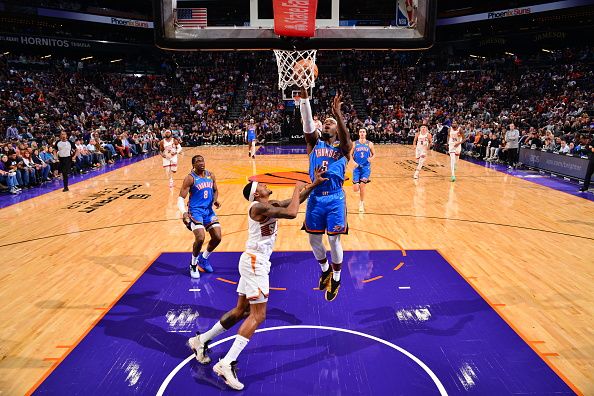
[203, 190, 208, 199]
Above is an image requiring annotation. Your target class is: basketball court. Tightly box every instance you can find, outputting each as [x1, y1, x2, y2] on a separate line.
[1, 0, 593, 395]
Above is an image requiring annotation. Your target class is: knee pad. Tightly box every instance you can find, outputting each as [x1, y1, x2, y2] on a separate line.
[328, 235, 344, 264]
[308, 233, 327, 261]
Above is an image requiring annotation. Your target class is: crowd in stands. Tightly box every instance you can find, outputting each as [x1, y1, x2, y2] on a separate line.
[1, 47, 592, 194]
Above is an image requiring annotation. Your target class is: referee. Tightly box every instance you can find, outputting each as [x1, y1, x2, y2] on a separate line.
[579, 134, 594, 192]
[56, 131, 76, 192]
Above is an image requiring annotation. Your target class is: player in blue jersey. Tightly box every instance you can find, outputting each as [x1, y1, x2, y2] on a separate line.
[299, 87, 352, 301]
[178, 155, 222, 278]
[245, 119, 257, 159]
[351, 128, 375, 213]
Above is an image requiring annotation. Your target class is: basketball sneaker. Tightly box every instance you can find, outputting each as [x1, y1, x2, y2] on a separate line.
[413, 171, 419, 179]
[451, 176, 456, 182]
[318, 268, 332, 290]
[213, 360, 244, 390]
[325, 278, 341, 301]
[198, 256, 214, 273]
[169, 178, 174, 188]
[188, 332, 211, 364]
[190, 263, 201, 279]
[358, 202, 365, 213]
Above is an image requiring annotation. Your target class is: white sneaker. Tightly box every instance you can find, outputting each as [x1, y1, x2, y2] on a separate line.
[169, 178, 174, 188]
[188, 334, 211, 364]
[358, 202, 365, 213]
[190, 264, 201, 279]
[213, 360, 244, 390]
[413, 171, 419, 179]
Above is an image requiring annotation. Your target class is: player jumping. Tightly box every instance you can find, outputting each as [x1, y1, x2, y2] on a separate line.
[188, 170, 326, 390]
[351, 128, 375, 212]
[299, 87, 352, 301]
[177, 155, 221, 277]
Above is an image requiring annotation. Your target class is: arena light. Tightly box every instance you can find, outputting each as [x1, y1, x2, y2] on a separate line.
[541, 49, 553, 53]
[505, 51, 515, 56]
[469, 54, 485, 59]
[80, 56, 93, 61]
[110, 59, 123, 63]
[2, 51, 9, 55]
[41, 55, 52, 59]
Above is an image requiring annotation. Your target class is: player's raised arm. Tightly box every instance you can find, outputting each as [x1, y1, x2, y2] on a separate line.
[299, 87, 318, 154]
[252, 183, 305, 220]
[271, 168, 328, 207]
[332, 92, 352, 160]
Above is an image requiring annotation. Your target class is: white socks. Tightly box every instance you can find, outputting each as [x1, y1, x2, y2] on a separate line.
[200, 321, 226, 343]
[332, 269, 341, 282]
[320, 260, 329, 272]
[202, 250, 211, 259]
[222, 335, 249, 364]
[192, 254, 198, 265]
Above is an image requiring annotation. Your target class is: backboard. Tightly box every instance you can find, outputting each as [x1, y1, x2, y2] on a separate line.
[153, 0, 436, 51]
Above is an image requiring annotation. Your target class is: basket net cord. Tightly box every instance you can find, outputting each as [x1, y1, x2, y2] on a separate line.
[273, 49, 317, 90]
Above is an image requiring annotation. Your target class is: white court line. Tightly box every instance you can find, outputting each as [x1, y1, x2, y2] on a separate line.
[156, 324, 448, 396]
[188, 289, 201, 292]
[167, 330, 192, 333]
[399, 286, 411, 290]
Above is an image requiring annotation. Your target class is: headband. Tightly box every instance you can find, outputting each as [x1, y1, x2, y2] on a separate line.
[248, 181, 259, 202]
[325, 117, 337, 124]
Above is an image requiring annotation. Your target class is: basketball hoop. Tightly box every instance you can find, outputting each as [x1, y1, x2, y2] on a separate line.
[273, 49, 318, 90]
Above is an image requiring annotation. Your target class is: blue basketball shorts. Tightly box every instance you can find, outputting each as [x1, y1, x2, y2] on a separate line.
[353, 165, 371, 184]
[187, 207, 219, 231]
[303, 190, 348, 235]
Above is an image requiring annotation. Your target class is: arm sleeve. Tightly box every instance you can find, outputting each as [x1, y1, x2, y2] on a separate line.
[177, 196, 187, 214]
[300, 99, 316, 134]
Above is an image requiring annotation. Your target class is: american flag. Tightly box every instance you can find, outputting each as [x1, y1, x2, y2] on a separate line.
[175, 8, 207, 28]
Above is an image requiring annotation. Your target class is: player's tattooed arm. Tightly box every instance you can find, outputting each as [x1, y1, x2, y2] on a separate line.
[211, 172, 221, 209]
[332, 92, 352, 160]
[272, 168, 328, 207]
[300, 87, 318, 154]
[253, 182, 305, 220]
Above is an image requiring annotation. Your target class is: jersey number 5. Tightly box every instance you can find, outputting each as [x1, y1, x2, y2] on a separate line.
[320, 160, 328, 172]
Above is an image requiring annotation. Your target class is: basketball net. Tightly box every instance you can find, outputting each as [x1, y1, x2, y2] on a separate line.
[273, 49, 317, 90]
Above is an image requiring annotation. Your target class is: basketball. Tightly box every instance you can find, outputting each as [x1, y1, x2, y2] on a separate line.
[293, 59, 318, 80]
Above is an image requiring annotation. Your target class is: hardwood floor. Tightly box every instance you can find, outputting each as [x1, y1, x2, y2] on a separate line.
[0, 145, 592, 395]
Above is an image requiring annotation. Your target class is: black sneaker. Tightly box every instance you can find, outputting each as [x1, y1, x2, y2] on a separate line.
[63, 187, 69, 192]
[325, 278, 340, 302]
[318, 268, 332, 290]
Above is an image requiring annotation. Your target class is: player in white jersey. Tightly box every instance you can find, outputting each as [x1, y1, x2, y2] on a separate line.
[160, 129, 182, 188]
[187, 170, 326, 391]
[413, 124, 432, 179]
[448, 121, 466, 182]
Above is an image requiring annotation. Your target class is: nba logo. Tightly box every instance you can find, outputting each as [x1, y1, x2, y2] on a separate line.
[396, 0, 409, 27]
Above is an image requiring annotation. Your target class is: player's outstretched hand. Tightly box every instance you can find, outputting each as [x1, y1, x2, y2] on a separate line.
[300, 87, 309, 99]
[332, 92, 343, 117]
[214, 201, 221, 209]
[312, 167, 329, 186]
[295, 181, 307, 191]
